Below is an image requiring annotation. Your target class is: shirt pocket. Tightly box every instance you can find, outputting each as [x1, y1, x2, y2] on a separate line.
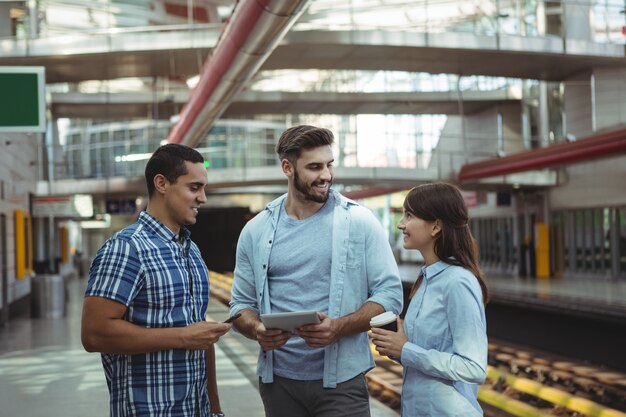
[346, 238, 364, 269]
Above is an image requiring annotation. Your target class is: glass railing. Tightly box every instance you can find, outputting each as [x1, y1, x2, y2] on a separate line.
[0, 0, 232, 41]
[54, 115, 512, 182]
[295, 0, 625, 45]
[56, 119, 284, 180]
[250, 69, 523, 94]
[3, 0, 621, 46]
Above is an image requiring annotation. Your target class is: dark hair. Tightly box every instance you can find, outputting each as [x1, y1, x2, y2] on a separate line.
[404, 182, 489, 304]
[145, 144, 204, 197]
[276, 125, 334, 165]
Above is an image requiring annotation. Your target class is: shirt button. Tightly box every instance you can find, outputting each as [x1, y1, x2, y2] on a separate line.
[269, 240, 272, 244]
[263, 264, 266, 269]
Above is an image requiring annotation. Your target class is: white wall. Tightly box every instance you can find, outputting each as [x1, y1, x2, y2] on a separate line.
[564, 72, 593, 139]
[0, 132, 40, 309]
[433, 103, 523, 179]
[564, 3, 592, 41]
[552, 67, 626, 210]
[499, 103, 524, 155]
[549, 154, 626, 210]
[563, 68, 625, 140]
[594, 67, 626, 131]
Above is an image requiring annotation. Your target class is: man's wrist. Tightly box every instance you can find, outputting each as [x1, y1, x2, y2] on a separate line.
[211, 412, 225, 417]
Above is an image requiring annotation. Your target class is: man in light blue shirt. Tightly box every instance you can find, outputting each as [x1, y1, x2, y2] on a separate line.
[229, 125, 403, 417]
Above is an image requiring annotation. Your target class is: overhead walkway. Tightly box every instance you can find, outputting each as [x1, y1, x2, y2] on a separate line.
[8, 1, 623, 195]
[41, 166, 441, 197]
[267, 29, 625, 81]
[0, 25, 220, 82]
[50, 88, 522, 119]
[1, 28, 623, 83]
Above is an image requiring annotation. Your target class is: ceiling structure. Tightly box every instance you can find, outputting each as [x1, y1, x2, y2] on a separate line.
[2, 28, 623, 84]
[50, 89, 522, 119]
[3, 0, 624, 192]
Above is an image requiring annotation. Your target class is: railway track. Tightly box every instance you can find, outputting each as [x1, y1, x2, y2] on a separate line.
[209, 271, 626, 417]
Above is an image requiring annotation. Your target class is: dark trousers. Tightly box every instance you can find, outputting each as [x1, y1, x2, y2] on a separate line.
[259, 374, 371, 417]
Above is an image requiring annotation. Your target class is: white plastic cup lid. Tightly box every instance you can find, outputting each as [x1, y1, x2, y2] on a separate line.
[370, 311, 396, 327]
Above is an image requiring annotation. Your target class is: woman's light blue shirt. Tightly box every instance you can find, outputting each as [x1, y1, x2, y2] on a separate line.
[229, 190, 404, 388]
[400, 261, 487, 417]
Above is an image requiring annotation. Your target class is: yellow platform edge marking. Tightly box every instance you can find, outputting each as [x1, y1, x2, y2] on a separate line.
[487, 366, 626, 417]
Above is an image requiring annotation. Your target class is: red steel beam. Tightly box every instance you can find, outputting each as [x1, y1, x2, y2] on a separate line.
[168, 0, 309, 146]
[458, 126, 626, 181]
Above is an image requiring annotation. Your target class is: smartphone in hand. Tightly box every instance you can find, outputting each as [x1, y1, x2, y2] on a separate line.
[223, 313, 241, 324]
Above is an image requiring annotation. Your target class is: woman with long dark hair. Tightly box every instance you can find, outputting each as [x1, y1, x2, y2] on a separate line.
[369, 182, 488, 416]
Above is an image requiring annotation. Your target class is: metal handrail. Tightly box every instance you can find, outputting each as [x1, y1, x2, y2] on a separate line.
[0, 22, 222, 41]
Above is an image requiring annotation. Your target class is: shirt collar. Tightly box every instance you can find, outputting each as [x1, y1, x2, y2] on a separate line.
[420, 260, 451, 282]
[138, 211, 190, 243]
[265, 189, 357, 216]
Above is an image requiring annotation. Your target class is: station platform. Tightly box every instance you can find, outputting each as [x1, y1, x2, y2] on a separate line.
[0, 276, 398, 417]
[397, 264, 626, 371]
[398, 264, 626, 320]
[2, 268, 625, 416]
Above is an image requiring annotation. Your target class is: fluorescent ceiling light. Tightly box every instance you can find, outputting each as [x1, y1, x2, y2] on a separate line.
[115, 153, 152, 162]
[186, 75, 200, 89]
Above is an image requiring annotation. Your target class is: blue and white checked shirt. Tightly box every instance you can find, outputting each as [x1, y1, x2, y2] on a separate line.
[86, 211, 211, 417]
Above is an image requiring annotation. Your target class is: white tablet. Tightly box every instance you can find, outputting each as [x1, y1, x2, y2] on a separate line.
[260, 311, 321, 332]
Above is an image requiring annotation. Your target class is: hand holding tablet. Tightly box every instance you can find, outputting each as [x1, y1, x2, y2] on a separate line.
[260, 311, 321, 332]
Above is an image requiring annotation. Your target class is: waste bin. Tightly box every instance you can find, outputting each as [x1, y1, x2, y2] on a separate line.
[31, 274, 66, 318]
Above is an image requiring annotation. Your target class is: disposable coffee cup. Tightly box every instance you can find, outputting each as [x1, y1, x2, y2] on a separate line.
[370, 311, 397, 332]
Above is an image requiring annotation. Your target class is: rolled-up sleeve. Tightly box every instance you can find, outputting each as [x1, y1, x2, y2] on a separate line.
[362, 210, 403, 315]
[230, 227, 260, 317]
[401, 279, 487, 384]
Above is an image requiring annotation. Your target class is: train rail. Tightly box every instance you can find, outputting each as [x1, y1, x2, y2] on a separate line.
[209, 271, 626, 417]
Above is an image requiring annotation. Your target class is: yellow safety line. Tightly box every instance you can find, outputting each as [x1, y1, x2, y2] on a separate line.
[478, 387, 556, 417]
[487, 367, 626, 417]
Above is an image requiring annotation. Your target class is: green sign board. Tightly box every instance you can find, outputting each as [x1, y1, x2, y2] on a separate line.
[0, 67, 46, 132]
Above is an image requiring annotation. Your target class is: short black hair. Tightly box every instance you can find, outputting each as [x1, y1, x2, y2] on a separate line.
[276, 125, 334, 165]
[145, 144, 204, 197]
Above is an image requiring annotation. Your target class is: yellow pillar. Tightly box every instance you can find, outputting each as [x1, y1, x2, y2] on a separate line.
[60, 225, 69, 265]
[535, 223, 550, 279]
[14, 210, 25, 279]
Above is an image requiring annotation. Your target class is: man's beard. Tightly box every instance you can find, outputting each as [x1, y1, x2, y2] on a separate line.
[294, 169, 332, 203]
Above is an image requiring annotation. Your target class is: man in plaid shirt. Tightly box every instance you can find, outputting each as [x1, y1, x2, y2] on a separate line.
[82, 144, 231, 417]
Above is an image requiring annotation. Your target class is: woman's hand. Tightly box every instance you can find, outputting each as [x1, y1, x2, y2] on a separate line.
[368, 318, 406, 358]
